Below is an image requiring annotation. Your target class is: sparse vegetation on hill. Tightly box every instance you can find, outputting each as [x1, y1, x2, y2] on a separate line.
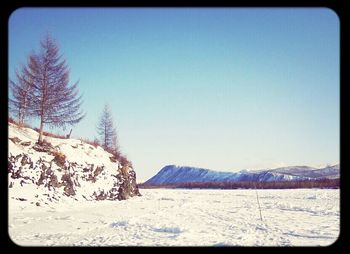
[96, 104, 132, 167]
[9, 119, 132, 167]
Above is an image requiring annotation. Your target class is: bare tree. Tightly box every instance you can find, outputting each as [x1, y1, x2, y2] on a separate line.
[9, 58, 35, 126]
[97, 104, 118, 151]
[24, 34, 85, 142]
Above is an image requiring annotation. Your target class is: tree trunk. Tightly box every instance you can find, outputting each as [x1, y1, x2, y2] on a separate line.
[38, 119, 44, 143]
[21, 97, 27, 126]
[104, 124, 107, 150]
[18, 108, 22, 126]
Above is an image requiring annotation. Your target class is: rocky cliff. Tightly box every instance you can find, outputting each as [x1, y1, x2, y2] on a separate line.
[8, 123, 141, 206]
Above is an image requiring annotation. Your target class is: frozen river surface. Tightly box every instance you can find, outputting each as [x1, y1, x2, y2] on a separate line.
[9, 188, 339, 246]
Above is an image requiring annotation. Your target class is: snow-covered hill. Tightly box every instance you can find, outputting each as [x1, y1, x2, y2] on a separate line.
[8, 123, 141, 207]
[144, 164, 340, 185]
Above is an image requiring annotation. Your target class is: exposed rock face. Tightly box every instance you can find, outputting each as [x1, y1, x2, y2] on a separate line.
[117, 165, 141, 200]
[8, 152, 141, 201]
[8, 123, 141, 204]
[9, 137, 21, 144]
[32, 140, 56, 153]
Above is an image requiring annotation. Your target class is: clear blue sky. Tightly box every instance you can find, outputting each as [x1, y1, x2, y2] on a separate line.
[9, 7, 339, 181]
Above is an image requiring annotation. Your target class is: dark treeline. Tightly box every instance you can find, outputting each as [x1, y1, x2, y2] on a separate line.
[139, 178, 339, 189]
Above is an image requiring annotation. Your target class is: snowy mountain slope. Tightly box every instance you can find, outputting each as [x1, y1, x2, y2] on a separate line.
[144, 164, 340, 185]
[8, 123, 141, 206]
[272, 165, 339, 178]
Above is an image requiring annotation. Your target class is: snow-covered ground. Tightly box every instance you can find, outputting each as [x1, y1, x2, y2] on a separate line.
[8, 188, 339, 246]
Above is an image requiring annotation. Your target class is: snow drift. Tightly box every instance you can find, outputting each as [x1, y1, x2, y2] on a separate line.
[8, 123, 141, 206]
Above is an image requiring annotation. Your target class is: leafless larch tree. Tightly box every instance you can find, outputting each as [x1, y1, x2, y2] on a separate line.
[22, 34, 85, 143]
[97, 104, 118, 153]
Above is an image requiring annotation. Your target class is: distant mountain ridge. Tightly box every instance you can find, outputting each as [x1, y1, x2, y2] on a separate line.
[144, 164, 340, 185]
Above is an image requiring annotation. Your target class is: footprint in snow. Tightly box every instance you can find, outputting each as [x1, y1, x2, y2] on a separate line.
[110, 221, 128, 228]
[152, 226, 182, 234]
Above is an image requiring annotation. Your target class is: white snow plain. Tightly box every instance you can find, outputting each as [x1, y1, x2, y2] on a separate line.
[8, 188, 339, 246]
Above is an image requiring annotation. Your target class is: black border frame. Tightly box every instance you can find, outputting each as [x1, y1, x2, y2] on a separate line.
[1, 0, 347, 252]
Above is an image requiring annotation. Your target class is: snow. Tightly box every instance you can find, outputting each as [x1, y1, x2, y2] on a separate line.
[8, 188, 339, 246]
[8, 123, 116, 166]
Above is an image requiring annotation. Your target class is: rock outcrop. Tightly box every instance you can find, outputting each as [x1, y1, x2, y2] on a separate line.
[116, 165, 141, 200]
[8, 123, 141, 205]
